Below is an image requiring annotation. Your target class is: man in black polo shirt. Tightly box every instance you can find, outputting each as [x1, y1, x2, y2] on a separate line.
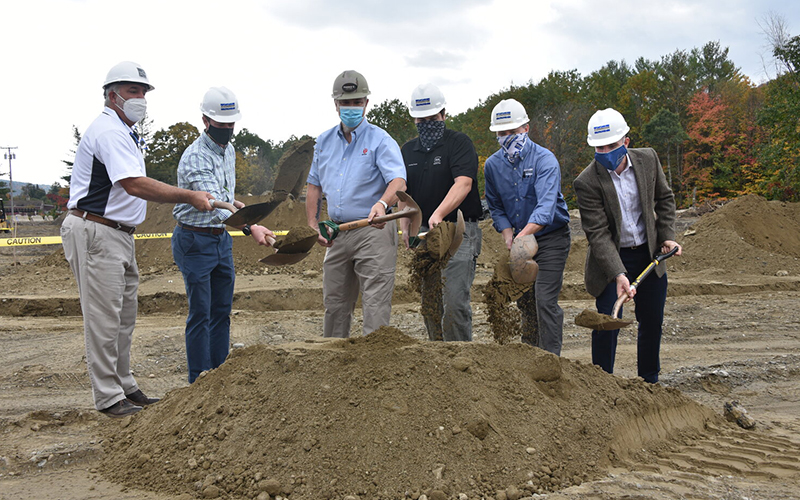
[400, 83, 483, 341]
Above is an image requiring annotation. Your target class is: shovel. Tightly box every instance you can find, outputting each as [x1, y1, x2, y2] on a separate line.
[409, 209, 465, 258]
[318, 191, 422, 242]
[259, 227, 319, 266]
[575, 246, 679, 330]
[213, 192, 289, 227]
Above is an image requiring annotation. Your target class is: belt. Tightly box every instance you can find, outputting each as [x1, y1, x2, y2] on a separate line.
[621, 245, 644, 251]
[177, 222, 225, 235]
[69, 209, 136, 235]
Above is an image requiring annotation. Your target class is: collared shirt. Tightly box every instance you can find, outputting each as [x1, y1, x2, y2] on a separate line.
[608, 155, 646, 247]
[173, 132, 236, 227]
[484, 139, 569, 237]
[67, 107, 148, 226]
[401, 128, 483, 223]
[307, 118, 406, 222]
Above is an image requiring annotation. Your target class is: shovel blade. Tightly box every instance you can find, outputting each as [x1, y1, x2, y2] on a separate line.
[273, 234, 318, 254]
[447, 209, 465, 256]
[224, 193, 288, 227]
[259, 252, 310, 266]
[574, 308, 633, 330]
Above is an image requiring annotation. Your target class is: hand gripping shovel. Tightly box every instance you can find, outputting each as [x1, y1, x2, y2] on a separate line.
[318, 191, 422, 242]
[574, 246, 679, 330]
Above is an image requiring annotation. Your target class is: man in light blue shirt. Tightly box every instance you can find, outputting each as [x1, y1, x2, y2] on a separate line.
[172, 87, 274, 383]
[306, 70, 407, 338]
[484, 99, 571, 355]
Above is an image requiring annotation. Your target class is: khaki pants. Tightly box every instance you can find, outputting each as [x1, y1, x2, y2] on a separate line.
[61, 216, 140, 410]
[322, 221, 398, 338]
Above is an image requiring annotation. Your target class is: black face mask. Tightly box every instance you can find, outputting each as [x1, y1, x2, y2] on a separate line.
[207, 125, 234, 146]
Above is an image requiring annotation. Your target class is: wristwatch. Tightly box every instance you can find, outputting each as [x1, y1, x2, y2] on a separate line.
[242, 224, 252, 236]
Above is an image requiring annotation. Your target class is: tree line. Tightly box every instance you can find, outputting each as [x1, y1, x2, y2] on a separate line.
[57, 27, 798, 210]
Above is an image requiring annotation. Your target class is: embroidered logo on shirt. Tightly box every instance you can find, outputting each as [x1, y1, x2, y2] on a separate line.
[362, 148, 368, 155]
[523, 168, 534, 178]
[433, 156, 442, 166]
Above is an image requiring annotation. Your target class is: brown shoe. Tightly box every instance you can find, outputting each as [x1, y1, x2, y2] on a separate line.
[100, 399, 142, 418]
[125, 389, 160, 406]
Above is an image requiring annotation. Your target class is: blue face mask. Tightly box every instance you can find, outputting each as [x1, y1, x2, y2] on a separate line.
[595, 144, 628, 170]
[339, 106, 364, 129]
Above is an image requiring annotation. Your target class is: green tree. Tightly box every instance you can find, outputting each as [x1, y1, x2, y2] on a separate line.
[62, 125, 82, 186]
[756, 34, 800, 200]
[48, 183, 61, 196]
[146, 122, 200, 185]
[22, 183, 46, 200]
[367, 99, 417, 146]
[642, 108, 688, 195]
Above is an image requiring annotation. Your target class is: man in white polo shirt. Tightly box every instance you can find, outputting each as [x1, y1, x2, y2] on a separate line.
[61, 61, 214, 418]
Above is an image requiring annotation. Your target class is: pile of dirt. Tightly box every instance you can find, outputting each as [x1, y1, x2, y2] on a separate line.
[676, 194, 800, 276]
[103, 326, 718, 500]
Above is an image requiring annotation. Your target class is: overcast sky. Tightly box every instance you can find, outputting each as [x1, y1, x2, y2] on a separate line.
[0, 0, 796, 187]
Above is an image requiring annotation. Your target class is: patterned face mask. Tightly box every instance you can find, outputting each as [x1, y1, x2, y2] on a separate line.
[416, 120, 445, 151]
[497, 132, 527, 161]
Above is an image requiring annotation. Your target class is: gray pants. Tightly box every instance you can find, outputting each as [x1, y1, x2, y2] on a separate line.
[422, 222, 482, 341]
[61, 215, 140, 410]
[517, 225, 571, 355]
[322, 221, 398, 338]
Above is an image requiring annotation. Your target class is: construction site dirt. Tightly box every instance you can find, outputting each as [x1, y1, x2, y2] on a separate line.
[1, 194, 800, 499]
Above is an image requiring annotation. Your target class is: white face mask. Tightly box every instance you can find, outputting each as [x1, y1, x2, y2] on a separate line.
[497, 132, 527, 160]
[115, 93, 148, 123]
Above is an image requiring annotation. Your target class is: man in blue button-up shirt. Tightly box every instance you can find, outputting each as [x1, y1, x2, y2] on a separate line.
[306, 70, 407, 338]
[484, 99, 571, 355]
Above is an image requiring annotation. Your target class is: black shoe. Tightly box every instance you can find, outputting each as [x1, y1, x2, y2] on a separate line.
[125, 389, 160, 406]
[100, 399, 142, 418]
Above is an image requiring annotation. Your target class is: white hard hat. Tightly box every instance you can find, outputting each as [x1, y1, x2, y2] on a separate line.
[489, 99, 529, 132]
[200, 86, 242, 123]
[587, 108, 630, 147]
[409, 83, 446, 118]
[331, 70, 371, 100]
[103, 61, 154, 91]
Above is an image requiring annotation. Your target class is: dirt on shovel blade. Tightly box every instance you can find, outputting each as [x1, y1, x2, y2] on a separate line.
[574, 308, 633, 330]
[273, 226, 318, 253]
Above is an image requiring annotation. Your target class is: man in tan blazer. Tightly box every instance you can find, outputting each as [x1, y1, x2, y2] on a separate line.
[573, 108, 682, 383]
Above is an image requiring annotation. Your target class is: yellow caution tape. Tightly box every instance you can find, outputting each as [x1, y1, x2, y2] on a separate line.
[0, 229, 291, 247]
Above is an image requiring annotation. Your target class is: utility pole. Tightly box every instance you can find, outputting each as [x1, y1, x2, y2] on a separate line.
[2, 146, 19, 265]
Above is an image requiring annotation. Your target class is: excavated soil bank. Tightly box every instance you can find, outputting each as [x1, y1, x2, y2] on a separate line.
[103, 327, 717, 500]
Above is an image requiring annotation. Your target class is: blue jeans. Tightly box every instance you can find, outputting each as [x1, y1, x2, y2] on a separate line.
[172, 226, 235, 383]
[591, 246, 668, 383]
[517, 225, 571, 355]
[421, 222, 482, 342]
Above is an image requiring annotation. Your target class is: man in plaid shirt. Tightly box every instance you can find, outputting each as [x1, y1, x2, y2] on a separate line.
[172, 87, 274, 383]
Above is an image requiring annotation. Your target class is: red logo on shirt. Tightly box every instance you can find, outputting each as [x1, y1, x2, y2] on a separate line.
[362, 148, 368, 155]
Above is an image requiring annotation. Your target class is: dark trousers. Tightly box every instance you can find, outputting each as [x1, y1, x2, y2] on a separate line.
[172, 226, 235, 383]
[591, 246, 667, 383]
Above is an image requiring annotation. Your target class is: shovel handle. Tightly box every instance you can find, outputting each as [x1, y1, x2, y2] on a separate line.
[211, 200, 237, 213]
[319, 208, 420, 242]
[611, 246, 679, 318]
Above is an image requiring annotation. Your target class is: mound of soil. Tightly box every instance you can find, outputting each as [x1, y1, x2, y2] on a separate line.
[676, 194, 800, 276]
[103, 327, 717, 500]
